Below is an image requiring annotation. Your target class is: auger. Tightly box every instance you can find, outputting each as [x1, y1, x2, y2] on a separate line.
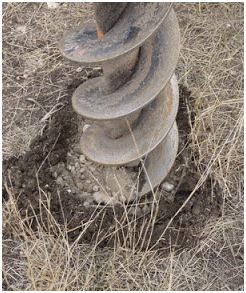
[59, 3, 180, 199]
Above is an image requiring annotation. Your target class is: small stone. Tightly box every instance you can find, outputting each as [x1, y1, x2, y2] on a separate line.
[86, 180, 91, 184]
[93, 191, 107, 204]
[83, 201, 90, 207]
[47, 2, 60, 9]
[83, 124, 90, 133]
[75, 162, 80, 168]
[79, 155, 86, 163]
[56, 176, 64, 186]
[93, 185, 99, 192]
[71, 166, 75, 173]
[80, 174, 86, 179]
[67, 165, 72, 171]
[80, 167, 86, 174]
[93, 191, 118, 205]
[192, 203, 200, 215]
[16, 25, 26, 33]
[67, 189, 72, 193]
[23, 74, 28, 79]
[162, 182, 175, 192]
[76, 67, 82, 72]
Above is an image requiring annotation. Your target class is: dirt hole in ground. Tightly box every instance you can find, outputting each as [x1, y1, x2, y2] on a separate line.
[3, 83, 222, 254]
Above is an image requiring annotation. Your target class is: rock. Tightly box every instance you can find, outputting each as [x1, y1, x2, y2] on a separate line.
[86, 180, 91, 184]
[47, 2, 60, 9]
[93, 191, 107, 204]
[192, 202, 201, 215]
[105, 167, 137, 195]
[56, 176, 64, 187]
[162, 182, 175, 192]
[93, 191, 118, 205]
[76, 67, 82, 72]
[16, 25, 26, 33]
[79, 155, 86, 163]
[93, 185, 99, 192]
[83, 201, 90, 207]
[83, 124, 90, 133]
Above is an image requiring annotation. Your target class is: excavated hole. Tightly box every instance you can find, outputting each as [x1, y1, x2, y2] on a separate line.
[3, 83, 222, 253]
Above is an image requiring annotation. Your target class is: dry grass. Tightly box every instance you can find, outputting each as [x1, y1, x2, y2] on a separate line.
[2, 2, 244, 291]
[3, 189, 243, 291]
[2, 2, 94, 156]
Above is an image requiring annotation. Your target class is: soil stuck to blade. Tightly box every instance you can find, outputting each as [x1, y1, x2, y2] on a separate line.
[3, 84, 222, 253]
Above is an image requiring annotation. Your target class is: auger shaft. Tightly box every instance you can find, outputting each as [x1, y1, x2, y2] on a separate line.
[94, 3, 141, 138]
[59, 3, 180, 199]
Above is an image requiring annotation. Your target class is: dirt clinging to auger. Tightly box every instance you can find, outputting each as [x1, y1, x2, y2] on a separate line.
[3, 84, 222, 252]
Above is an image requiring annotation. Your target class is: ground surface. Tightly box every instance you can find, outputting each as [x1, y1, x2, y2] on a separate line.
[2, 2, 244, 291]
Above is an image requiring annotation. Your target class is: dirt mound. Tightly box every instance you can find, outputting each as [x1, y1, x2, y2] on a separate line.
[3, 84, 222, 253]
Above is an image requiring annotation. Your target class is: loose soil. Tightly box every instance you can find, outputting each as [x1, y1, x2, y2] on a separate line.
[3, 83, 222, 253]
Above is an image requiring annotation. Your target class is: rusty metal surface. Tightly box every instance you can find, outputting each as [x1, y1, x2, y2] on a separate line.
[59, 3, 181, 198]
[59, 3, 172, 63]
[139, 122, 179, 196]
[72, 9, 180, 120]
[80, 75, 179, 165]
[101, 47, 140, 95]
[94, 3, 127, 35]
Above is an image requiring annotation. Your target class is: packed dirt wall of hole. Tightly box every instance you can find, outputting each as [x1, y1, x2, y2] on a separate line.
[3, 83, 222, 253]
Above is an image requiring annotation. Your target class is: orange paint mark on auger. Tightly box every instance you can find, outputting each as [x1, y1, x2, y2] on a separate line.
[97, 28, 105, 40]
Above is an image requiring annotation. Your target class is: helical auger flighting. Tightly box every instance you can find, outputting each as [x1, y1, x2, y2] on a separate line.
[59, 3, 180, 201]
